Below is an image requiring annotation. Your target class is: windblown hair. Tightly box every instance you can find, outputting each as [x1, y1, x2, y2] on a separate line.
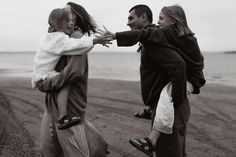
[48, 8, 70, 33]
[129, 4, 153, 23]
[161, 5, 194, 36]
[67, 2, 97, 36]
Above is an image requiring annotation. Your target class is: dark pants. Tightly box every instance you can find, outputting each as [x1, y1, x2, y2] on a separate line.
[153, 98, 190, 157]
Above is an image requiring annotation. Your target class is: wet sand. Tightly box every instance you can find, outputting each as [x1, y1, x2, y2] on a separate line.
[0, 77, 235, 157]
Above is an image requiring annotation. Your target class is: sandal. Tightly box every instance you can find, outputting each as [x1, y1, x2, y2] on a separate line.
[134, 107, 152, 120]
[57, 115, 81, 130]
[129, 137, 154, 157]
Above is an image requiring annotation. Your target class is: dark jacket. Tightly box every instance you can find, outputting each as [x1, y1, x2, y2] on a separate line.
[116, 25, 188, 108]
[161, 24, 205, 94]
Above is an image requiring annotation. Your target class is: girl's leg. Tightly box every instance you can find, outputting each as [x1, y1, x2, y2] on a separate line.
[57, 86, 81, 130]
[129, 82, 174, 157]
[148, 130, 161, 146]
[57, 86, 70, 120]
[150, 81, 193, 145]
[152, 81, 174, 135]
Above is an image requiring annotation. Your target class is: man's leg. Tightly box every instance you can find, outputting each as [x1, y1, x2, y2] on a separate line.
[40, 109, 63, 157]
[154, 98, 190, 157]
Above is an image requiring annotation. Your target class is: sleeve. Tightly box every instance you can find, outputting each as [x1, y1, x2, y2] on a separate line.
[48, 34, 94, 56]
[36, 55, 86, 92]
[115, 28, 167, 47]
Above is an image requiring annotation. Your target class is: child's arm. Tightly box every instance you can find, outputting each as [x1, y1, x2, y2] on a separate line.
[51, 34, 94, 56]
[47, 33, 111, 56]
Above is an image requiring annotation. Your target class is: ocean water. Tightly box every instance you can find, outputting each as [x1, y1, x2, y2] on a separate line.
[0, 52, 235, 86]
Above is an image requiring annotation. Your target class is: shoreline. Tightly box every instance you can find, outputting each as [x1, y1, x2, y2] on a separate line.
[0, 77, 235, 157]
[1, 74, 236, 88]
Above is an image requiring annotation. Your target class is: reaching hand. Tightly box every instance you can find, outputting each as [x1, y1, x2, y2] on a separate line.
[96, 25, 115, 39]
[97, 25, 111, 35]
[94, 25, 115, 47]
[93, 35, 113, 47]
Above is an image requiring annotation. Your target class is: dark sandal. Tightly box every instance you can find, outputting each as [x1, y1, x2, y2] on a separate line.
[134, 107, 152, 120]
[57, 115, 81, 130]
[129, 137, 154, 157]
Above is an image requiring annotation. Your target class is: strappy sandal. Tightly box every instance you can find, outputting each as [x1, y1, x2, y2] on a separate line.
[57, 115, 81, 130]
[134, 107, 152, 120]
[129, 137, 154, 157]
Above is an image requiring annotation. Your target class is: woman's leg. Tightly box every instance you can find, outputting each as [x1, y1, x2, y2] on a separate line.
[56, 120, 108, 157]
[85, 121, 109, 157]
[40, 109, 63, 157]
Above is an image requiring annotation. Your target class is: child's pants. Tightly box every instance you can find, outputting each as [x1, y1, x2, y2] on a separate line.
[153, 81, 193, 134]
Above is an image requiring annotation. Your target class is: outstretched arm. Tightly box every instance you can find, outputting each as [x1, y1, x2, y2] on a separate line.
[36, 31, 111, 92]
[112, 27, 167, 47]
[45, 34, 111, 56]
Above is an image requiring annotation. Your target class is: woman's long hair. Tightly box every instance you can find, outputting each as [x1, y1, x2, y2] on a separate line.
[161, 5, 194, 36]
[67, 2, 97, 36]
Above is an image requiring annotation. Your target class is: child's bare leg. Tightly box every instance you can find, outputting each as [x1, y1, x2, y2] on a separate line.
[57, 85, 70, 120]
[148, 129, 161, 146]
[129, 83, 173, 157]
[57, 85, 81, 130]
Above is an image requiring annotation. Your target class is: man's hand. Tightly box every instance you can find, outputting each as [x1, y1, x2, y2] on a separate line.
[96, 25, 116, 39]
[93, 35, 113, 47]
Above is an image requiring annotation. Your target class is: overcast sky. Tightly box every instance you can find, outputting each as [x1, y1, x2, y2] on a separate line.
[1, 0, 235, 52]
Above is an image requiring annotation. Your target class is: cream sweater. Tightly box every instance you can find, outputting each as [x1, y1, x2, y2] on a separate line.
[32, 32, 93, 87]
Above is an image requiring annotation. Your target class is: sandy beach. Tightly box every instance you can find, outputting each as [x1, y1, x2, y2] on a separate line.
[0, 77, 235, 157]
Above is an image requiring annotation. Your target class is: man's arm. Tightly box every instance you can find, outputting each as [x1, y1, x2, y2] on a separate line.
[36, 55, 86, 92]
[114, 28, 167, 47]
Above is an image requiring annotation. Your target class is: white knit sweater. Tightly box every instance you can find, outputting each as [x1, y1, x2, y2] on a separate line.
[32, 32, 94, 87]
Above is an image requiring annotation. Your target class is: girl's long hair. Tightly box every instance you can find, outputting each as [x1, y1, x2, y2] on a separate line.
[67, 2, 97, 36]
[161, 5, 194, 36]
[48, 8, 69, 33]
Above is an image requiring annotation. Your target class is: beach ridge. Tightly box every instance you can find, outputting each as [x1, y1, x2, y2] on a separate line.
[0, 77, 235, 157]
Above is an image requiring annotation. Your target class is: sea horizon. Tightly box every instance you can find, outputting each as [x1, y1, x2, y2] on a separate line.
[0, 51, 236, 87]
[1, 50, 236, 54]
